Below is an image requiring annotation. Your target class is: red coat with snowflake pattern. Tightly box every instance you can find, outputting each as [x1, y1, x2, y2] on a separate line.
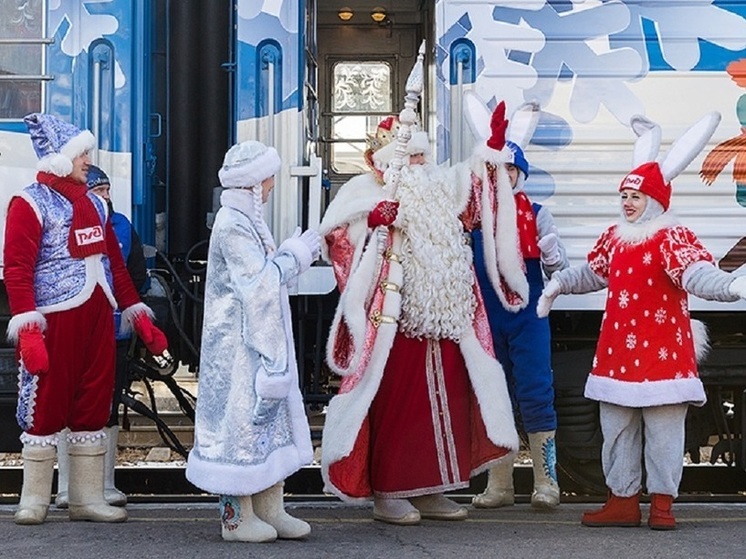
[583, 224, 712, 407]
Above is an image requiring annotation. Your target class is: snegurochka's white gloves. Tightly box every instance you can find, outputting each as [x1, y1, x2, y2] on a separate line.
[279, 227, 322, 274]
[537, 277, 561, 318]
[538, 231, 561, 266]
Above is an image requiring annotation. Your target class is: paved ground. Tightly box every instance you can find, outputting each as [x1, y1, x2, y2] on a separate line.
[2, 501, 746, 558]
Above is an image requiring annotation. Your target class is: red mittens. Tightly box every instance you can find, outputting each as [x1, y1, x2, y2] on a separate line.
[132, 313, 169, 355]
[368, 200, 400, 228]
[19, 325, 49, 375]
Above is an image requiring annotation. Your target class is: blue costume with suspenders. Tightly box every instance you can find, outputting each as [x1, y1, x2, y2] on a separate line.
[472, 201, 555, 432]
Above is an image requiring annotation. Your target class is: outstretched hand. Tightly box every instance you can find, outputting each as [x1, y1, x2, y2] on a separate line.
[538, 231, 561, 266]
[537, 278, 561, 318]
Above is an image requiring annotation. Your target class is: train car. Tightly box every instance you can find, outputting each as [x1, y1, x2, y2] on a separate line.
[1, 0, 746, 492]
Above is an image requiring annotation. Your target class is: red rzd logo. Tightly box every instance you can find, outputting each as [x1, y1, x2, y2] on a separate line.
[621, 174, 644, 189]
[75, 226, 103, 246]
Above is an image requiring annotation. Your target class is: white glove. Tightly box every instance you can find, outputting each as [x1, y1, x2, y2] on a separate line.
[278, 227, 321, 274]
[538, 231, 561, 266]
[729, 275, 746, 299]
[536, 277, 561, 318]
[298, 228, 322, 262]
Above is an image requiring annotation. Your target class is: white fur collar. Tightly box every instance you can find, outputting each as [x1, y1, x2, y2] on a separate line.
[319, 173, 385, 236]
[615, 211, 679, 244]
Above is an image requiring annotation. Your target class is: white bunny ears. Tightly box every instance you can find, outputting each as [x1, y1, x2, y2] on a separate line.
[464, 91, 540, 149]
[630, 112, 721, 182]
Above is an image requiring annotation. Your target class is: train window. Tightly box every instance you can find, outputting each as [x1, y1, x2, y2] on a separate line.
[330, 61, 392, 174]
[0, 0, 46, 120]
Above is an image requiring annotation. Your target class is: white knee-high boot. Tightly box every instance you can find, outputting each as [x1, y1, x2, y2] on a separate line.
[14, 442, 57, 525]
[54, 428, 70, 508]
[220, 494, 277, 543]
[253, 482, 311, 539]
[103, 426, 126, 506]
[472, 458, 515, 508]
[528, 431, 560, 509]
[67, 432, 127, 522]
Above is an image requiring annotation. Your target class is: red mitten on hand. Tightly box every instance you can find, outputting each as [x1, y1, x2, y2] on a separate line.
[132, 314, 169, 355]
[19, 325, 49, 375]
[368, 200, 399, 228]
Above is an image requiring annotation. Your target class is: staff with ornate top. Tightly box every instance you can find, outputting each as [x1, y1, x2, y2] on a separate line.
[318, 40, 519, 527]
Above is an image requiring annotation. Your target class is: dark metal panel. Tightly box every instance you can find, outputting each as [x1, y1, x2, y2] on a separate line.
[168, 0, 231, 256]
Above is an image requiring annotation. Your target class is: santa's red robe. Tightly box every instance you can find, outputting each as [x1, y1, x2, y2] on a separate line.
[319, 171, 519, 501]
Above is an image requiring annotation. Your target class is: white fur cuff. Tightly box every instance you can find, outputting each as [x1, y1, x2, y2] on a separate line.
[255, 369, 293, 400]
[7, 311, 47, 344]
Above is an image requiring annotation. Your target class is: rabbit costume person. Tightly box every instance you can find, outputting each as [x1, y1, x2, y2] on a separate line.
[537, 112, 746, 530]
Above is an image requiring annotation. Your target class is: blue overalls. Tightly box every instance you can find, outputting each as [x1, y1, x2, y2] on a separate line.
[471, 203, 557, 433]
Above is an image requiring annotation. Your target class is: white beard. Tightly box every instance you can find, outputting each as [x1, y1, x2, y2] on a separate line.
[395, 164, 476, 341]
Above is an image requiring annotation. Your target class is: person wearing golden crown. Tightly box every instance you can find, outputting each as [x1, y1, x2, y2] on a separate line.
[318, 118, 519, 526]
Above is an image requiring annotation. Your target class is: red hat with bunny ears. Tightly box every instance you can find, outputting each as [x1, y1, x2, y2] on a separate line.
[619, 161, 671, 211]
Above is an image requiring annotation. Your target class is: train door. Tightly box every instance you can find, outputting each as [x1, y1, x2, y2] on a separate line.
[316, 2, 431, 196]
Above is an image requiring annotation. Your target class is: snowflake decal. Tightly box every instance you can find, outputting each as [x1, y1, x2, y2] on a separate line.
[643, 252, 652, 265]
[655, 308, 667, 324]
[626, 333, 637, 349]
[676, 329, 683, 345]
[658, 347, 669, 360]
[618, 289, 630, 308]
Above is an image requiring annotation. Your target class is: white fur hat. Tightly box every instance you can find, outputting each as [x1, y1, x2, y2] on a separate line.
[406, 131, 431, 157]
[218, 140, 281, 188]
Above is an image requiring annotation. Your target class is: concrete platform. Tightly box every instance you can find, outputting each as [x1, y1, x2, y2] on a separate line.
[2, 501, 746, 558]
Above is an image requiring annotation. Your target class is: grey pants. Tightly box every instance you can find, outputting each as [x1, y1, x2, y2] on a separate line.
[599, 402, 688, 498]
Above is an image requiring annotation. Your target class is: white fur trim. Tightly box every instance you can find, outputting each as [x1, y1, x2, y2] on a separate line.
[585, 374, 706, 407]
[7, 311, 47, 343]
[615, 212, 678, 244]
[15, 192, 43, 225]
[459, 329, 521, 450]
[470, 144, 510, 174]
[371, 141, 397, 171]
[319, 174, 385, 236]
[36, 152, 73, 177]
[36, 130, 96, 177]
[120, 302, 154, 336]
[478, 160, 528, 311]
[218, 146, 281, 188]
[690, 319, 710, 363]
[406, 131, 431, 156]
[255, 370, 293, 399]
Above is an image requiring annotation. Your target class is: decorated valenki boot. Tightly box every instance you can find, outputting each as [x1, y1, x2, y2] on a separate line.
[103, 426, 126, 506]
[67, 431, 127, 522]
[220, 494, 277, 543]
[528, 431, 560, 509]
[648, 493, 676, 530]
[14, 437, 57, 525]
[581, 492, 642, 527]
[409, 494, 468, 520]
[252, 482, 311, 539]
[54, 428, 70, 508]
[472, 458, 514, 508]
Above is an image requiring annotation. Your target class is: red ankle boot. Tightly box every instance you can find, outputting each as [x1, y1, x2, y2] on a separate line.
[581, 492, 641, 527]
[648, 493, 676, 530]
